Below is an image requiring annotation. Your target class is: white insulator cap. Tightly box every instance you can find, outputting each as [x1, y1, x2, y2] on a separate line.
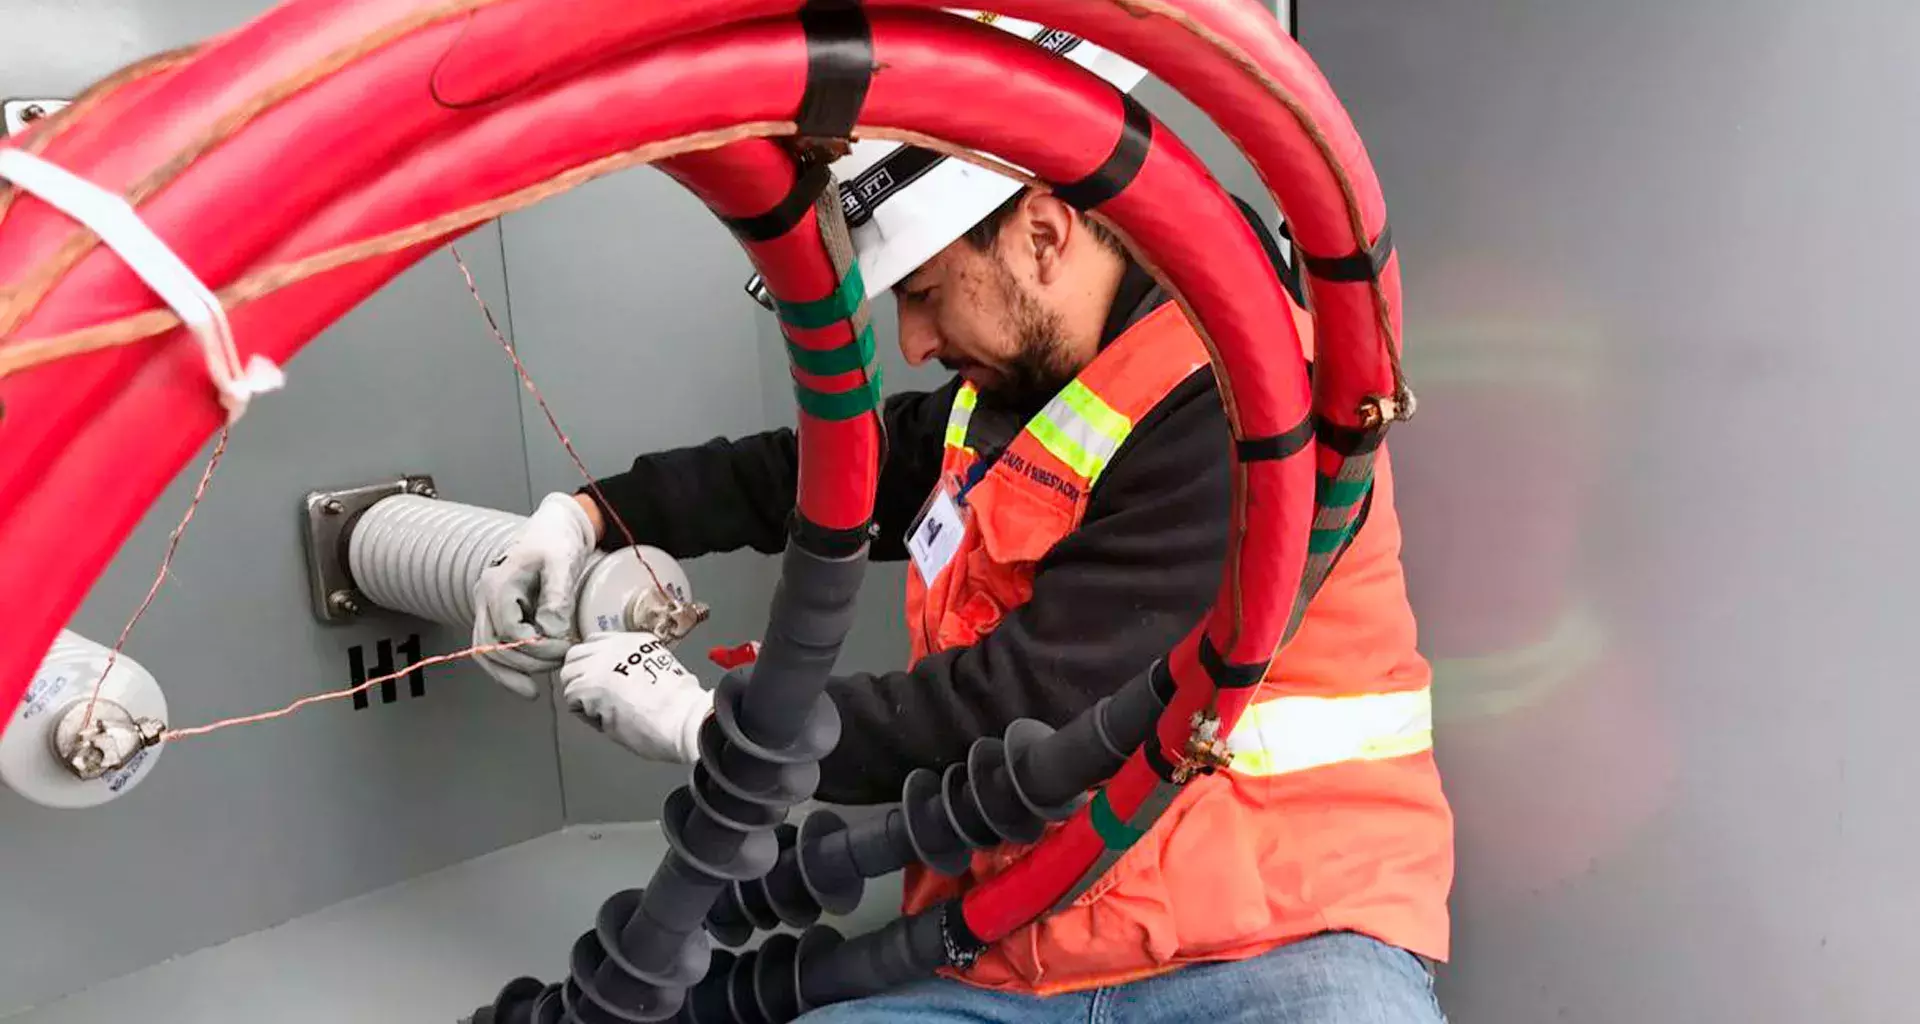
[2, 631, 168, 809]
[576, 545, 699, 641]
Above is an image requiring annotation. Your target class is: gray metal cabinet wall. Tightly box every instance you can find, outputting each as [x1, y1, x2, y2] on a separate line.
[496, 171, 785, 825]
[0, 230, 562, 1015]
[0, 1, 801, 1004]
[1303, 2, 1920, 1021]
[0, 1, 571, 1010]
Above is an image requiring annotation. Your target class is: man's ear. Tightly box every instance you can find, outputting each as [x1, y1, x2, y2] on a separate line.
[1021, 191, 1077, 286]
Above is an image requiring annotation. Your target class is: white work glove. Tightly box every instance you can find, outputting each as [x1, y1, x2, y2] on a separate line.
[471, 492, 599, 698]
[560, 631, 712, 764]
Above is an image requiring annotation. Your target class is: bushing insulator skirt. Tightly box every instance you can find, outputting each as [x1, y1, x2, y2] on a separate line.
[705, 683, 1149, 950]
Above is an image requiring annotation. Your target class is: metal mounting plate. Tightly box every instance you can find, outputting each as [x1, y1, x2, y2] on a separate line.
[3, 99, 68, 138]
[303, 474, 437, 624]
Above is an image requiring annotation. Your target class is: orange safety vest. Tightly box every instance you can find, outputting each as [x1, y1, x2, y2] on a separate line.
[901, 300, 1454, 995]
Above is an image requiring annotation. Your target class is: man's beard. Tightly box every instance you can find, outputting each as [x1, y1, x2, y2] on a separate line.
[949, 260, 1076, 413]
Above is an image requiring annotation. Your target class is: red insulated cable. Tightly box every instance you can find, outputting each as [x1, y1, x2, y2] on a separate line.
[959, 627, 1195, 941]
[0, 0, 1401, 953]
[0, 0, 1394, 427]
[662, 145, 887, 535]
[0, 15, 1316, 942]
[0, 0, 1390, 532]
[0, 10, 1319, 726]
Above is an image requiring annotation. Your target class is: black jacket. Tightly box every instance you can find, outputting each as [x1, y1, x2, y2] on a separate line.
[587, 209, 1293, 803]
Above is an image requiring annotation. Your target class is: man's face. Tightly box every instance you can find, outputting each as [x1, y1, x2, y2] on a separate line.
[892, 231, 1077, 411]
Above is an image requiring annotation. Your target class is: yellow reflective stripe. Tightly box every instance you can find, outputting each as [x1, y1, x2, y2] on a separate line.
[1026, 380, 1134, 483]
[945, 384, 979, 450]
[1224, 688, 1434, 777]
[1060, 380, 1133, 441]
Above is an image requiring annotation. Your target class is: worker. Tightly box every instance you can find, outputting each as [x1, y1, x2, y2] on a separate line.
[471, 32, 1452, 1024]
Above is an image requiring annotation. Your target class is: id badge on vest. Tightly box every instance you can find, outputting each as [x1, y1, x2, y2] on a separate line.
[907, 473, 970, 586]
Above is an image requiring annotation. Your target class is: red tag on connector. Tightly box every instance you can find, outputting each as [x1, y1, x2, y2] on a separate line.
[708, 642, 761, 670]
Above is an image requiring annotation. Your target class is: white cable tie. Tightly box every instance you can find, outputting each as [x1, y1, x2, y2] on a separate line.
[0, 148, 283, 422]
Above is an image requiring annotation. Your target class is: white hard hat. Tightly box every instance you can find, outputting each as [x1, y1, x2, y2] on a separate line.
[746, 13, 1148, 310]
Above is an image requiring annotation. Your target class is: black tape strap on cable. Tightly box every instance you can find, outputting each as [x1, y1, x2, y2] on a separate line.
[796, 2, 874, 140]
[1236, 416, 1314, 463]
[1142, 740, 1181, 784]
[1198, 636, 1266, 690]
[724, 161, 832, 242]
[1315, 417, 1388, 457]
[1053, 93, 1152, 211]
[790, 513, 873, 559]
[939, 899, 987, 968]
[1148, 658, 1177, 706]
[1300, 224, 1395, 283]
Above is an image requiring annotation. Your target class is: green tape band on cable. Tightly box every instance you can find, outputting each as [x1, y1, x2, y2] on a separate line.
[1089, 790, 1146, 851]
[775, 263, 867, 331]
[1309, 519, 1359, 555]
[786, 323, 878, 376]
[1318, 473, 1374, 509]
[793, 366, 885, 421]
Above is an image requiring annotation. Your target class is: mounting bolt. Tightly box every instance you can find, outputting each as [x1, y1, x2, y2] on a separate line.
[321, 498, 346, 515]
[408, 479, 438, 499]
[20, 104, 47, 123]
[328, 590, 363, 617]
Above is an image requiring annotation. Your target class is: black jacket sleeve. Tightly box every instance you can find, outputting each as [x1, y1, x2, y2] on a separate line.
[815, 372, 1231, 804]
[582, 382, 956, 559]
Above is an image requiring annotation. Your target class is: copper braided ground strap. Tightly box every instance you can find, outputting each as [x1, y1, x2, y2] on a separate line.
[1050, 780, 1184, 914]
[786, 155, 890, 558]
[783, 167, 884, 425]
[1283, 445, 1383, 643]
[1043, 629, 1271, 915]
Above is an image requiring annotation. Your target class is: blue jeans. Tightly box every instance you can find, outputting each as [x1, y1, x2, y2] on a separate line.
[795, 931, 1446, 1024]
